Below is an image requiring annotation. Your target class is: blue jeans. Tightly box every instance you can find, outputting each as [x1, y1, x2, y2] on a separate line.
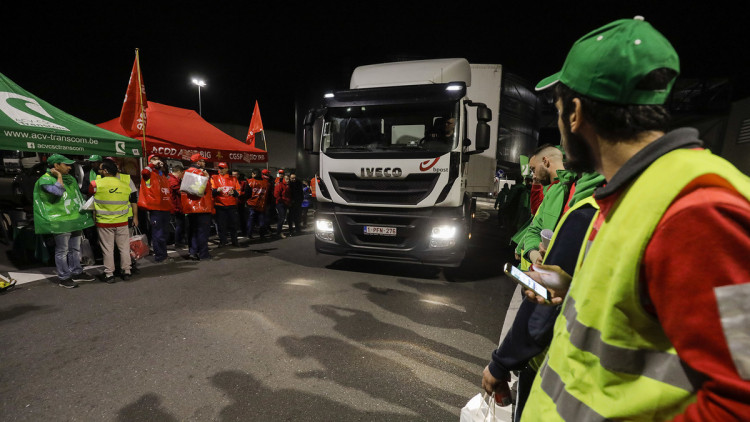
[149, 210, 171, 261]
[275, 203, 287, 234]
[188, 213, 212, 259]
[247, 208, 266, 237]
[53, 231, 83, 280]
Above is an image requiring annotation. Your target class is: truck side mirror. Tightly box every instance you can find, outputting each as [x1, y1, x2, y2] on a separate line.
[464, 101, 491, 153]
[474, 105, 491, 152]
[475, 122, 490, 152]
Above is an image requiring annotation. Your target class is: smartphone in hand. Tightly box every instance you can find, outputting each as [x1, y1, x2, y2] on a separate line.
[504, 263, 550, 301]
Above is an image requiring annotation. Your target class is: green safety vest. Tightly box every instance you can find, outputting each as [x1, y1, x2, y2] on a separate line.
[523, 149, 750, 421]
[94, 176, 132, 225]
[32, 171, 94, 234]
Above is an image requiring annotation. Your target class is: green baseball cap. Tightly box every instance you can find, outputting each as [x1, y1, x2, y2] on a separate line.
[536, 16, 680, 105]
[47, 154, 75, 165]
[88, 155, 103, 162]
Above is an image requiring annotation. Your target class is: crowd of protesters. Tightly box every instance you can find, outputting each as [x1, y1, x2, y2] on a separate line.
[32, 151, 316, 288]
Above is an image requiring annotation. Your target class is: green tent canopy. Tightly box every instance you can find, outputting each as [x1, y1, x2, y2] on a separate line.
[0, 72, 141, 158]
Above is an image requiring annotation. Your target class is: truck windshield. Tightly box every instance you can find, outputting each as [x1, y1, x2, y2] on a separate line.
[322, 103, 458, 154]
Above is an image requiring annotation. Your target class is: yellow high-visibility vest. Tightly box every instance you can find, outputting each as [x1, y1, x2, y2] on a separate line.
[524, 149, 750, 421]
[94, 176, 131, 225]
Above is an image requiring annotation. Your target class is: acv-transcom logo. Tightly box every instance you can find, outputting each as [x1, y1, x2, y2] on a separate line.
[0, 92, 69, 131]
[115, 141, 125, 155]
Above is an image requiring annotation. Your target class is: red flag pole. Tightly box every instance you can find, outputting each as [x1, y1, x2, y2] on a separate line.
[263, 131, 268, 169]
[135, 48, 147, 162]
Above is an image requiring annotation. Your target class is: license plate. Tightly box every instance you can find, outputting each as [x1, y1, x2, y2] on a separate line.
[364, 226, 397, 236]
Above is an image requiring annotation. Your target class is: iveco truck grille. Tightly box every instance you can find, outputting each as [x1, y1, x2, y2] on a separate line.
[329, 173, 439, 205]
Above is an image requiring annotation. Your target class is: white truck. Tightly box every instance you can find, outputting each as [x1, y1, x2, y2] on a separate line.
[303, 58, 501, 267]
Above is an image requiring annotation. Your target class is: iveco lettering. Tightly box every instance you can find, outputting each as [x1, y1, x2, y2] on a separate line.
[360, 167, 403, 178]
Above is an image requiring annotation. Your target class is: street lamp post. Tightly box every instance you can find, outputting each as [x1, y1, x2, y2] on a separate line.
[191, 78, 206, 116]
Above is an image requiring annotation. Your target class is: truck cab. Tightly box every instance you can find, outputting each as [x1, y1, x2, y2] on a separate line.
[304, 59, 499, 267]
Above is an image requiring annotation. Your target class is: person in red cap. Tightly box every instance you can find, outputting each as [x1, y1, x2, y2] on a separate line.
[182, 153, 215, 260]
[262, 168, 276, 234]
[210, 162, 241, 247]
[273, 173, 291, 238]
[168, 164, 186, 247]
[139, 155, 173, 263]
[243, 168, 270, 239]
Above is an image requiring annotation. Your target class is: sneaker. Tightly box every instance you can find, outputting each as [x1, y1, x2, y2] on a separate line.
[156, 257, 175, 264]
[279, 233, 287, 239]
[72, 272, 95, 282]
[102, 274, 117, 284]
[58, 278, 79, 289]
[187, 254, 200, 261]
[121, 273, 132, 281]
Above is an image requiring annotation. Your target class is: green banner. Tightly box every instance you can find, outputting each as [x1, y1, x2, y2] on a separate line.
[0, 72, 141, 158]
[519, 154, 530, 176]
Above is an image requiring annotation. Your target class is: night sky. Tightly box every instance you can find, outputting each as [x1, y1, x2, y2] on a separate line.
[4, 2, 749, 135]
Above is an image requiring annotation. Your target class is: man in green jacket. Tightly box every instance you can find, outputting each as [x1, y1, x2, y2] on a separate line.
[33, 154, 96, 288]
[516, 144, 572, 268]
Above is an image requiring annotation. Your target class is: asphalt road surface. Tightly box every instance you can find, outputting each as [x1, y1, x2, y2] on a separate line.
[1, 199, 521, 421]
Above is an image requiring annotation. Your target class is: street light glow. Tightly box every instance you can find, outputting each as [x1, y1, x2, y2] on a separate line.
[191, 77, 206, 116]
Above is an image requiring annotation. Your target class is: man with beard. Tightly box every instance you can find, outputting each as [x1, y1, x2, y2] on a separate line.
[482, 156, 604, 419]
[33, 154, 96, 288]
[519, 17, 750, 420]
[514, 144, 572, 270]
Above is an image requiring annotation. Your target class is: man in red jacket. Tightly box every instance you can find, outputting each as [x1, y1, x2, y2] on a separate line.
[273, 173, 291, 238]
[182, 154, 215, 260]
[211, 162, 241, 247]
[168, 164, 186, 248]
[139, 155, 173, 263]
[244, 168, 270, 239]
[262, 169, 275, 234]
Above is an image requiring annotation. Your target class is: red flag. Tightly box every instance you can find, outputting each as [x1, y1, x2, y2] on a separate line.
[119, 49, 147, 137]
[246, 100, 264, 148]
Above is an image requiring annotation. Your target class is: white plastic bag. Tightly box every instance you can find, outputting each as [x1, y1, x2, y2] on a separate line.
[180, 171, 209, 197]
[460, 393, 503, 422]
[80, 196, 95, 211]
[80, 233, 95, 266]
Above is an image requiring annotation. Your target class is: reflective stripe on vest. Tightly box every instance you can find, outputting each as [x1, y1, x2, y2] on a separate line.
[94, 176, 131, 224]
[528, 196, 600, 373]
[525, 149, 750, 421]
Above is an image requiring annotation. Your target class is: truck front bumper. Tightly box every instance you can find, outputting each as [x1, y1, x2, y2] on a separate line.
[313, 203, 467, 267]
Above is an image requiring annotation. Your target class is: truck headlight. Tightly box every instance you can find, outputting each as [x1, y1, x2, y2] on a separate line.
[315, 219, 335, 241]
[430, 225, 457, 248]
